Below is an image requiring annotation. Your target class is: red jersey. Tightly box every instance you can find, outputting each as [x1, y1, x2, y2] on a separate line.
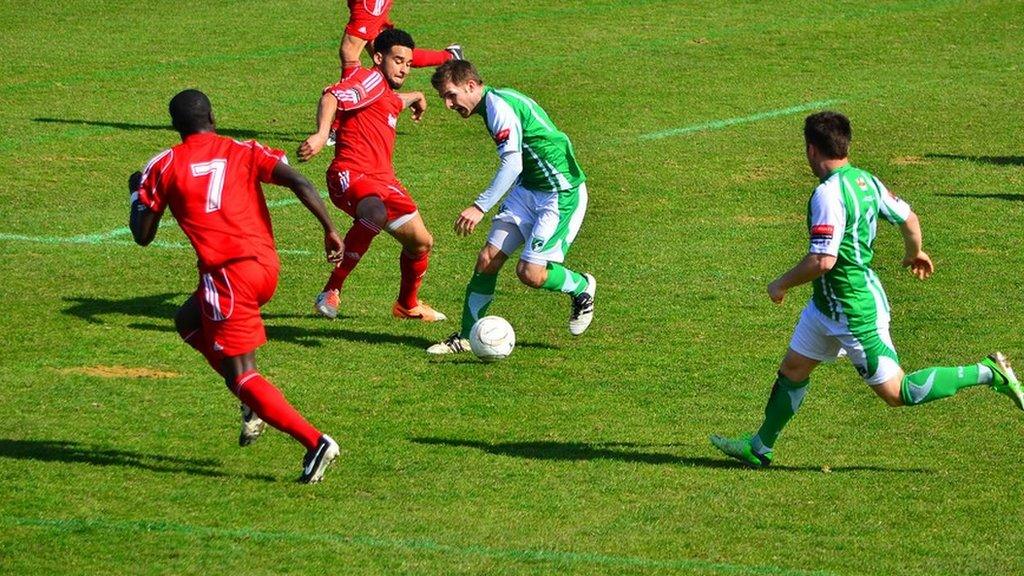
[137, 132, 285, 272]
[325, 66, 403, 179]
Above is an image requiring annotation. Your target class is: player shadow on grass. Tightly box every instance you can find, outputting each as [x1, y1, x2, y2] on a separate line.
[924, 153, 1024, 167]
[33, 118, 308, 143]
[127, 321, 439, 349]
[410, 437, 935, 474]
[64, 293, 182, 325]
[0, 439, 276, 482]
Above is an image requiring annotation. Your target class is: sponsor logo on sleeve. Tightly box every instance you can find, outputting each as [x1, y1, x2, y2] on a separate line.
[810, 224, 834, 239]
[493, 128, 510, 145]
[810, 224, 834, 249]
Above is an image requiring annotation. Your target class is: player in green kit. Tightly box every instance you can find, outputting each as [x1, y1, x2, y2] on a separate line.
[426, 60, 595, 355]
[711, 111, 1024, 467]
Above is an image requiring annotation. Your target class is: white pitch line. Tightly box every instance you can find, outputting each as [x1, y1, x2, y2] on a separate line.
[639, 99, 841, 141]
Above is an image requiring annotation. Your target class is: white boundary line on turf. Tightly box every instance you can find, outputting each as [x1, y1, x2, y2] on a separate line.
[0, 191, 328, 254]
[638, 99, 841, 141]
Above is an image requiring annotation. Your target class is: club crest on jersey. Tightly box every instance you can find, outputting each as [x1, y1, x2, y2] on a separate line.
[856, 177, 868, 190]
[493, 128, 510, 145]
[387, 114, 398, 129]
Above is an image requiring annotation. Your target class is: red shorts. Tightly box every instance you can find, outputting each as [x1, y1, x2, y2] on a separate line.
[344, 0, 394, 41]
[327, 168, 418, 227]
[196, 258, 279, 357]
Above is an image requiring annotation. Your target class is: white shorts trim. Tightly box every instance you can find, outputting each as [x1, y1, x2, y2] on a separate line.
[386, 210, 418, 232]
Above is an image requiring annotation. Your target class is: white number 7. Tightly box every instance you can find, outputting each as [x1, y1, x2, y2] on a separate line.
[191, 159, 228, 213]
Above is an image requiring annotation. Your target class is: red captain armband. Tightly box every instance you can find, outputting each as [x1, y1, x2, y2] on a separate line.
[810, 224, 834, 239]
[492, 128, 510, 145]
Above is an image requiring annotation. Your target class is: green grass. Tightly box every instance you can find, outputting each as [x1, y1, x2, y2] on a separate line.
[2, 1, 1023, 574]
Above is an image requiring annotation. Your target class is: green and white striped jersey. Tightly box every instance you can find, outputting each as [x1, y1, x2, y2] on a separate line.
[480, 86, 585, 193]
[807, 164, 912, 328]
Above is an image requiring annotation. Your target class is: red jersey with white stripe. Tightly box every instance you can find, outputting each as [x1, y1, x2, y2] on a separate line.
[137, 132, 285, 272]
[325, 66, 403, 179]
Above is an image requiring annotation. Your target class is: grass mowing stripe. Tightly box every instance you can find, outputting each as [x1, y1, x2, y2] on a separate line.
[3, 516, 837, 576]
[0, 232, 313, 255]
[638, 100, 842, 141]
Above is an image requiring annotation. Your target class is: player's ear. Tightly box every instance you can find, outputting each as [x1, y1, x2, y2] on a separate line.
[372, 51, 384, 66]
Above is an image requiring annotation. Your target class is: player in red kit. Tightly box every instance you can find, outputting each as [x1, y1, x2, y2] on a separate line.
[339, 0, 461, 78]
[129, 89, 344, 484]
[327, 1, 462, 147]
[301, 29, 447, 322]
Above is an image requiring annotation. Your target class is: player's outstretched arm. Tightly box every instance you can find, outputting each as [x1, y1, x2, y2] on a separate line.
[899, 212, 933, 279]
[298, 93, 339, 162]
[454, 151, 524, 237]
[398, 92, 427, 122]
[767, 253, 837, 304]
[127, 171, 162, 246]
[270, 162, 343, 264]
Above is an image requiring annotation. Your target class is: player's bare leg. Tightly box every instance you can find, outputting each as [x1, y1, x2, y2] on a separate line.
[428, 244, 508, 355]
[314, 197, 386, 319]
[174, 296, 266, 445]
[516, 259, 596, 336]
[221, 353, 338, 484]
[388, 212, 446, 322]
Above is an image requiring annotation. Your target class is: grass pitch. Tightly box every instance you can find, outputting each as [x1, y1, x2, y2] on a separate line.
[2, 1, 1023, 574]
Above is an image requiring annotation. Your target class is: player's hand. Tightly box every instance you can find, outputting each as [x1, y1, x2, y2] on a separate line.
[298, 134, 326, 162]
[128, 171, 142, 194]
[325, 230, 344, 267]
[767, 279, 787, 304]
[454, 205, 484, 237]
[902, 251, 933, 280]
[409, 94, 427, 122]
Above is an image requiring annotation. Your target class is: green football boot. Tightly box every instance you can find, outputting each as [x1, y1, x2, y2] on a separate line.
[710, 434, 773, 468]
[983, 352, 1024, 410]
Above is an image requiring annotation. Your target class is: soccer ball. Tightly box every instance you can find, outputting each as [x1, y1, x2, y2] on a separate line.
[469, 316, 515, 362]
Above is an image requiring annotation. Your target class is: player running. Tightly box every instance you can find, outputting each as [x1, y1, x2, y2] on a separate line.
[301, 29, 446, 322]
[710, 111, 1024, 468]
[426, 60, 596, 355]
[128, 89, 343, 483]
[338, 0, 461, 78]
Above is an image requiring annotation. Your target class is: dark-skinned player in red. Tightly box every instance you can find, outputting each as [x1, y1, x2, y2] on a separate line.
[129, 89, 343, 484]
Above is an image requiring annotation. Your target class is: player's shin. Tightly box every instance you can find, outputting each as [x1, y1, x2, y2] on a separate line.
[754, 373, 809, 451]
[397, 250, 429, 309]
[540, 263, 587, 296]
[899, 364, 988, 406]
[324, 218, 380, 292]
[229, 371, 321, 450]
[460, 271, 498, 337]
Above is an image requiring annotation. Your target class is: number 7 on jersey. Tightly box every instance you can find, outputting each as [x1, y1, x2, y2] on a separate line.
[191, 159, 228, 213]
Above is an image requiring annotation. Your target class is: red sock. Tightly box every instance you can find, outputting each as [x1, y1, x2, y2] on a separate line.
[324, 218, 380, 292]
[398, 250, 429, 309]
[411, 48, 452, 68]
[230, 371, 321, 450]
[178, 326, 223, 375]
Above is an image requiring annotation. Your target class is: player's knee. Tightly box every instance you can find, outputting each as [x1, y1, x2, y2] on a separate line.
[417, 232, 434, 254]
[516, 265, 545, 288]
[873, 376, 905, 407]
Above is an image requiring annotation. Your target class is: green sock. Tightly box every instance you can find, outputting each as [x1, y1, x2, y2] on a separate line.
[753, 373, 809, 451]
[460, 271, 498, 337]
[540, 263, 587, 296]
[899, 364, 988, 406]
